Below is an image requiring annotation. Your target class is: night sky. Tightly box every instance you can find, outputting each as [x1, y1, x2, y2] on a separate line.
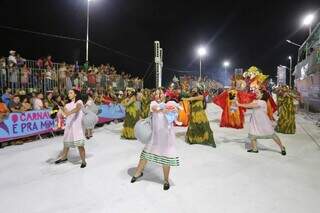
[1, 0, 319, 87]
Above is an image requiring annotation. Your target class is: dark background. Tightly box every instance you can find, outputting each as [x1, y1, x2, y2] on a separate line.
[0, 0, 319, 88]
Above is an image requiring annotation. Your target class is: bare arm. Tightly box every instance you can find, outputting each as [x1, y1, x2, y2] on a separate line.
[60, 103, 82, 117]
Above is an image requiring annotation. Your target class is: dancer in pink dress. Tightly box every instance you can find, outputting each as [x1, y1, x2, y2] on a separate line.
[131, 88, 179, 190]
[237, 90, 286, 155]
[55, 89, 87, 168]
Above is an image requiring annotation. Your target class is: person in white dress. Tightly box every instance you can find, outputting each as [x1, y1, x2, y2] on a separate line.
[236, 90, 286, 155]
[131, 89, 179, 190]
[55, 89, 87, 168]
[82, 94, 99, 139]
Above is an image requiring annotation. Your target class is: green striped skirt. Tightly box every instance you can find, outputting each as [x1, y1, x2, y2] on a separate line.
[140, 150, 180, 166]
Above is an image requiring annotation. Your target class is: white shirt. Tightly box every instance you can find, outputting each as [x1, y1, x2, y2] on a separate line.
[8, 55, 17, 65]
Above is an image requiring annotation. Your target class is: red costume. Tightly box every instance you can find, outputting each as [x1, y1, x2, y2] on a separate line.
[266, 92, 277, 121]
[213, 90, 256, 129]
[165, 89, 179, 102]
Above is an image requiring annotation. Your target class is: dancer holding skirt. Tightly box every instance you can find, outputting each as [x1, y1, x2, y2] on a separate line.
[236, 90, 286, 155]
[131, 88, 179, 190]
[55, 89, 87, 168]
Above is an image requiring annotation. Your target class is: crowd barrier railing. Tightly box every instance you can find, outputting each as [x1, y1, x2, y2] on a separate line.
[1, 59, 144, 94]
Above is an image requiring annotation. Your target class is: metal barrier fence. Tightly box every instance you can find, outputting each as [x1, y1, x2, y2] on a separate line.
[0, 59, 143, 94]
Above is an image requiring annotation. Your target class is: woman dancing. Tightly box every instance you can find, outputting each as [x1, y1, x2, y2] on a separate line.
[131, 88, 179, 190]
[236, 90, 286, 155]
[82, 93, 99, 139]
[55, 89, 87, 168]
[121, 88, 140, 139]
[275, 86, 298, 134]
[184, 87, 216, 147]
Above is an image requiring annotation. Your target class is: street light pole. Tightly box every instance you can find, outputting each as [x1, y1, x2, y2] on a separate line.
[86, 0, 90, 62]
[224, 66, 227, 86]
[199, 57, 202, 80]
[309, 25, 312, 35]
[286, 40, 302, 48]
[288, 56, 292, 88]
[223, 61, 230, 87]
[197, 47, 207, 80]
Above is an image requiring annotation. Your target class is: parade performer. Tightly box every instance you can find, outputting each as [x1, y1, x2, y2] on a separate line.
[213, 88, 256, 129]
[275, 86, 298, 134]
[236, 90, 286, 155]
[82, 94, 99, 139]
[131, 88, 179, 190]
[184, 87, 216, 147]
[140, 89, 151, 119]
[177, 85, 190, 126]
[121, 88, 140, 139]
[243, 66, 277, 121]
[55, 89, 87, 168]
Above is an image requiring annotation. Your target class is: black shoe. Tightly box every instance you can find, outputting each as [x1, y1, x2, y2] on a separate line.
[212, 143, 216, 148]
[163, 181, 170, 190]
[131, 172, 143, 183]
[80, 162, 87, 168]
[86, 136, 90, 139]
[281, 147, 286, 156]
[247, 149, 259, 153]
[54, 158, 68, 164]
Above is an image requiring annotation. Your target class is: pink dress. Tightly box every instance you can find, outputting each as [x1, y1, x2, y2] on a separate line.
[63, 100, 85, 148]
[140, 101, 179, 166]
[248, 100, 275, 139]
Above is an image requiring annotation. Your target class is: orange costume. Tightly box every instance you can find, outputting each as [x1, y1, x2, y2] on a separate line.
[213, 90, 256, 129]
[177, 100, 190, 126]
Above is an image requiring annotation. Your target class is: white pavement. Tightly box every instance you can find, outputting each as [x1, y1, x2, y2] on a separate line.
[0, 104, 320, 213]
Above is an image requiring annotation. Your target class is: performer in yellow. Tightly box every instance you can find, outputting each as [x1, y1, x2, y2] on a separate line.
[121, 88, 140, 139]
[140, 89, 151, 119]
[184, 87, 216, 147]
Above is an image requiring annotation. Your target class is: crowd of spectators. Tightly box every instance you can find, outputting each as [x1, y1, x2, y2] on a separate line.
[0, 50, 225, 117]
[0, 50, 144, 95]
[0, 86, 131, 115]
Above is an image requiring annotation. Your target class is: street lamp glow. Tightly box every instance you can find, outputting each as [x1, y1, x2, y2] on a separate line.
[197, 47, 207, 57]
[223, 61, 230, 67]
[302, 13, 315, 26]
[288, 56, 292, 60]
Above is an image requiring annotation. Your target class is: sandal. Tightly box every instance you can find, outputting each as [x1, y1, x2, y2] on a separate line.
[131, 172, 143, 183]
[163, 181, 170, 190]
[247, 149, 259, 153]
[54, 158, 68, 164]
[281, 147, 286, 156]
